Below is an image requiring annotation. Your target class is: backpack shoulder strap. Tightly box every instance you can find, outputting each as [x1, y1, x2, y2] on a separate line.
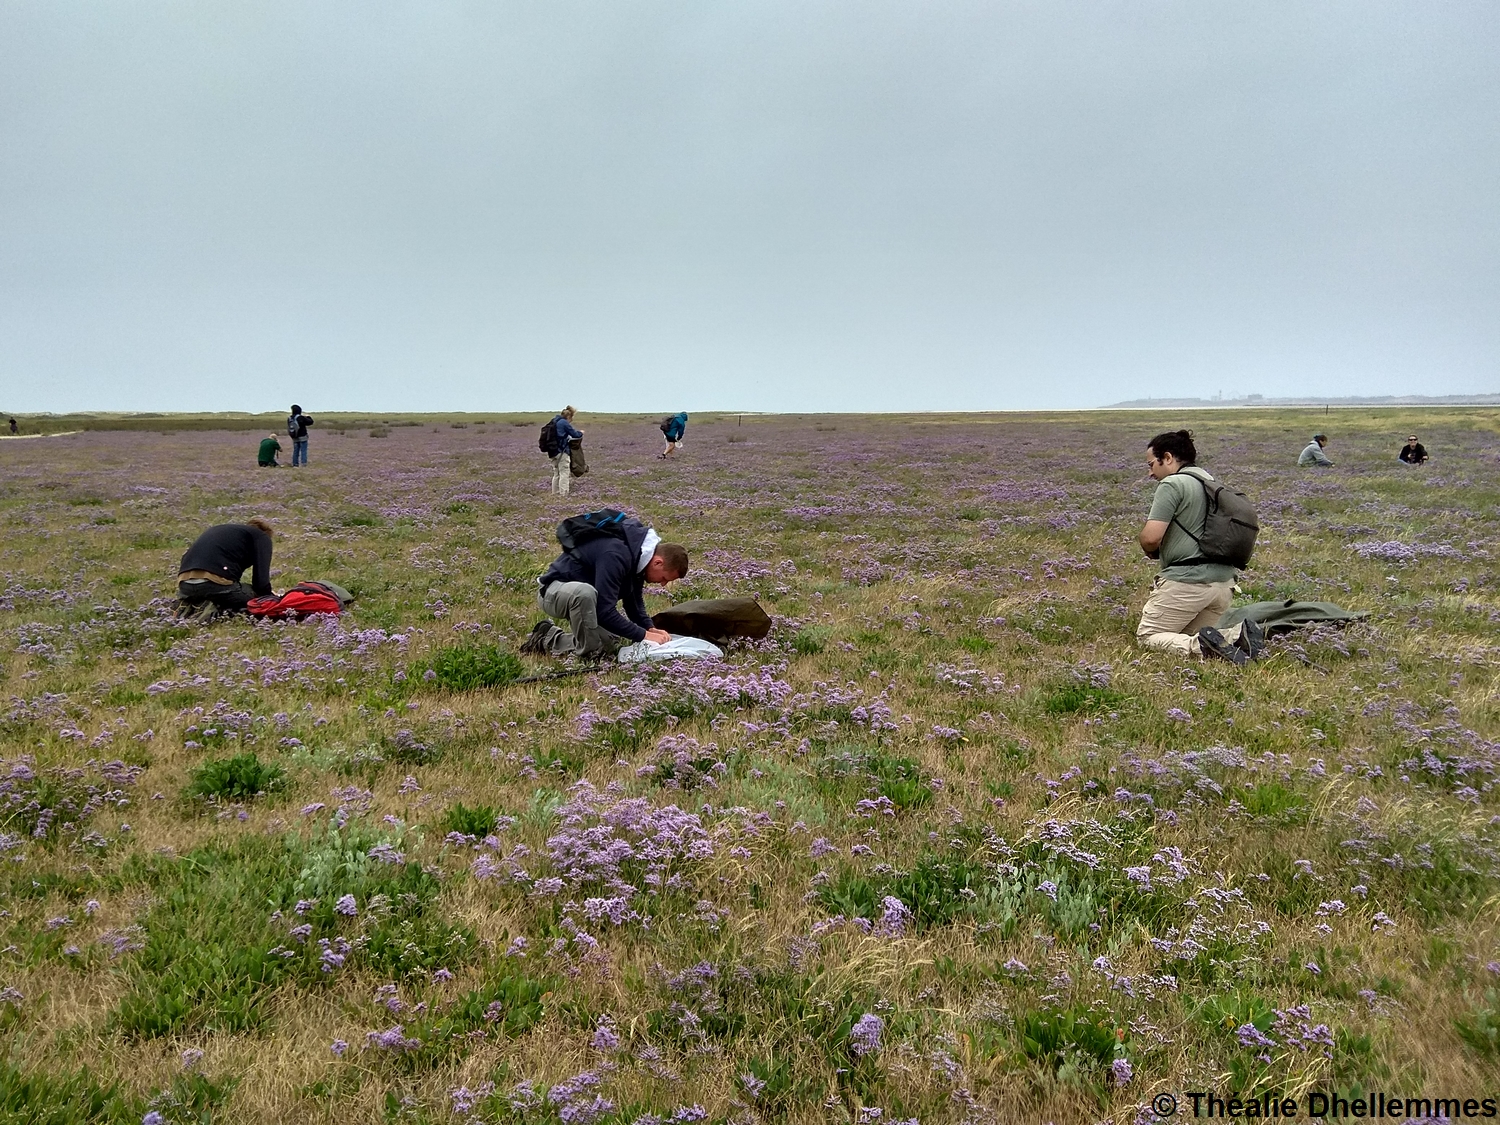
[1165, 468, 1213, 548]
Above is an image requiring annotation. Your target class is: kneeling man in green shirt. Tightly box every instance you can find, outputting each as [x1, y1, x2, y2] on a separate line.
[258, 433, 284, 467]
[1137, 430, 1262, 663]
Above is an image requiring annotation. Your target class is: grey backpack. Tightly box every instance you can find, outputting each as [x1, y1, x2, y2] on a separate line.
[1172, 469, 1259, 569]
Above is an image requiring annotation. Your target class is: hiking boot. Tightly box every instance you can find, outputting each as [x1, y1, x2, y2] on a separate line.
[519, 620, 556, 655]
[1235, 618, 1268, 661]
[1198, 626, 1249, 665]
[184, 601, 219, 625]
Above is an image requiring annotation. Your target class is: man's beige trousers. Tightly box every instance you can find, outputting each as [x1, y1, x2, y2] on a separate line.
[1137, 577, 1242, 657]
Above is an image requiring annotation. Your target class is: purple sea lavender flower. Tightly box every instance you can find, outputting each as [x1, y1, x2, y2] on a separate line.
[330, 1039, 348, 1056]
[874, 895, 912, 937]
[1236, 1024, 1277, 1049]
[590, 1019, 621, 1052]
[365, 1024, 421, 1052]
[335, 894, 357, 916]
[849, 1012, 884, 1057]
[1111, 1057, 1133, 1087]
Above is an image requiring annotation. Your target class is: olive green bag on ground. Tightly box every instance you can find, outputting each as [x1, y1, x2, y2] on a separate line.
[651, 597, 772, 644]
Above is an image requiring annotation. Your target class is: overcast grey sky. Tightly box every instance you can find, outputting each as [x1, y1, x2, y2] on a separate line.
[2, 2, 1496, 413]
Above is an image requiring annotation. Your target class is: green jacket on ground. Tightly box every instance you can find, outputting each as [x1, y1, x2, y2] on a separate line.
[1217, 599, 1368, 634]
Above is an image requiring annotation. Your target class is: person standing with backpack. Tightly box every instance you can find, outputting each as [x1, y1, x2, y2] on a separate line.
[659, 411, 688, 458]
[542, 406, 583, 495]
[1137, 430, 1264, 663]
[287, 405, 314, 466]
[520, 508, 689, 658]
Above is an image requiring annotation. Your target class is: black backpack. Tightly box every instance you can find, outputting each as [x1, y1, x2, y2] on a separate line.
[556, 509, 642, 552]
[539, 418, 561, 456]
[1171, 468, 1259, 569]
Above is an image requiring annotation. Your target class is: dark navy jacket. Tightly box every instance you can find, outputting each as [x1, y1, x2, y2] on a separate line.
[178, 524, 274, 595]
[539, 522, 653, 642]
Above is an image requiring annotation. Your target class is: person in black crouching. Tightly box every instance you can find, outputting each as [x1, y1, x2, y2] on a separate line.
[176, 519, 275, 620]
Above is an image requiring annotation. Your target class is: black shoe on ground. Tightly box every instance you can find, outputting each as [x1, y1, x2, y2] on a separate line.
[519, 620, 555, 655]
[1235, 618, 1268, 661]
[1198, 626, 1249, 665]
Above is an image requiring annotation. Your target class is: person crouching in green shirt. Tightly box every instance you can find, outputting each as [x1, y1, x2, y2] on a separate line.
[1136, 429, 1264, 664]
[258, 433, 284, 467]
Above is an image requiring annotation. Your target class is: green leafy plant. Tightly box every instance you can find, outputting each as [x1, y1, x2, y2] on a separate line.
[183, 752, 285, 803]
[1019, 1005, 1120, 1072]
[413, 646, 523, 692]
[439, 802, 499, 838]
[792, 627, 829, 655]
[1455, 989, 1500, 1057]
[1043, 683, 1125, 715]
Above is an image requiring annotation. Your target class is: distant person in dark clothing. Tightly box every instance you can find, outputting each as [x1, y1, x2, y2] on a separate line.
[258, 433, 284, 467]
[1398, 435, 1429, 464]
[659, 411, 688, 458]
[7, 418, 15, 435]
[520, 515, 689, 658]
[288, 405, 314, 466]
[176, 520, 275, 618]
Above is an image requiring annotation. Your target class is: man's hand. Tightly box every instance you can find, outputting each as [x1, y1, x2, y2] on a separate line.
[644, 628, 671, 645]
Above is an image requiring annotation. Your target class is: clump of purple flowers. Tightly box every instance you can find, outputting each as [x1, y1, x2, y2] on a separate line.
[849, 1012, 884, 1057]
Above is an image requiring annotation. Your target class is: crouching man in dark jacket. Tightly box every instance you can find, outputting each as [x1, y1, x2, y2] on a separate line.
[521, 518, 689, 658]
[176, 519, 275, 618]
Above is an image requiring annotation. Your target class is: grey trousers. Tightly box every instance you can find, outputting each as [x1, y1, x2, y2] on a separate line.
[538, 581, 625, 657]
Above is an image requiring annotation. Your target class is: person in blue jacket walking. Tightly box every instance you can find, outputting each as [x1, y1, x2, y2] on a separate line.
[659, 411, 688, 458]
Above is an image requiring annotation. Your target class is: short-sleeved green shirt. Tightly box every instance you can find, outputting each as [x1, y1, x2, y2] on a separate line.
[1147, 468, 1237, 585]
[258, 437, 281, 465]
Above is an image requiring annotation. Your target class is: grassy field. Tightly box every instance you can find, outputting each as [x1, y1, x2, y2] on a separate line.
[1, 409, 1498, 1124]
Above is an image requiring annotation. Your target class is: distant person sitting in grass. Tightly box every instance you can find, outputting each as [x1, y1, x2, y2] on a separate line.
[1298, 433, 1333, 466]
[1137, 430, 1264, 664]
[1398, 435, 1429, 464]
[258, 433, 284, 467]
[176, 519, 275, 619]
[659, 411, 688, 458]
[520, 510, 689, 659]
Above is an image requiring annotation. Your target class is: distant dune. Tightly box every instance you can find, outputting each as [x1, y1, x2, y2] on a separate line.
[1106, 393, 1500, 408]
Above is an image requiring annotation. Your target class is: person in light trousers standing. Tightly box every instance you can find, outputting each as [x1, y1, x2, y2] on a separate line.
[550, 406, 583, 495]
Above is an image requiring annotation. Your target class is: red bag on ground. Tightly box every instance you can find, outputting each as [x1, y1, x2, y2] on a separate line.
[246, 581, 346, 619]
